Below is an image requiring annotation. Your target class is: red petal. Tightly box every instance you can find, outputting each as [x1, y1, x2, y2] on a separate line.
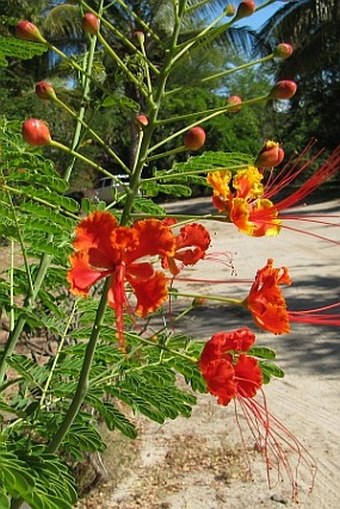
[73, 211, 118, 268]
[128, 219, 175, 263]
[67, 251, 108, 296]
[200, 358, 236, 406]
[209, 328, 256, 354]
[174, 223, 211, 265]
[234, 354, 263, 398]
[129, 271, 169, 317]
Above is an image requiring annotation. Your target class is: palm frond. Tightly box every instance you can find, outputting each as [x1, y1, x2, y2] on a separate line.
[42, 4, 83, 41]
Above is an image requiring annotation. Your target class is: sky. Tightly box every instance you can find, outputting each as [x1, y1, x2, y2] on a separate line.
[235, 2, 282, 31]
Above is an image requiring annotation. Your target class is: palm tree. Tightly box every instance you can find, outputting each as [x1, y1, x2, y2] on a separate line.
[254, 0, 340, 152]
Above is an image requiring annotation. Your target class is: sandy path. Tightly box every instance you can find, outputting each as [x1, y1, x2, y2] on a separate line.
[84, 198, 340, 509]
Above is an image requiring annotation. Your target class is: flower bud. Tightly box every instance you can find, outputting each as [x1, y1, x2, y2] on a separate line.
[234, 0, 256, 20]
[82, 13, 100, 35]
[134, 30, 145, 44]
[184, 127, 206, 151]
[274, 43, 293, 59]
[270, 80, 297, 100]
[226, 95, 242, 113]
[22, 119, 51, 146]
[35, 81, 57, 101]
[16, 20, 46, 43]
[192, 297, 207, 307]
[255, 141, 284, 168]
[224, 5, 236, 16]
[136, 114, 149, 127]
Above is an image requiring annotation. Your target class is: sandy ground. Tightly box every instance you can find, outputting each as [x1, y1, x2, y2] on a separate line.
[77, 196, 340, 509]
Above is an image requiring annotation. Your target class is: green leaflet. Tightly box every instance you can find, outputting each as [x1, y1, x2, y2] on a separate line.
[248, 346, 277, 359]
[260, 362, 285, 384]
[0, 37, 47, 68]
[141, 182, 193, 198]
[155, 150, 252, 183]
[131, 197, 167, 216]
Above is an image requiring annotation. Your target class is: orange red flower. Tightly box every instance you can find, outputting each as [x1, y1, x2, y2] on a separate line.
[207, 166, 281, 237]
[68, 211, 176, 344]
[208, 145, 340, 240]
[199, 328, 263, 406]
[244, 258, 291, 335]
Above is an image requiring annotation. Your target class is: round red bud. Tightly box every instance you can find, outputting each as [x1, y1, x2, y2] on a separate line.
[22, 119, 51, 146]
[255, 141, 284, 168]
[35, 81, 57, 101]
[274, 43, 293, 59]
[234, 0, 256, 20]
[136, 114, 149, 127]
[82, 13, 100, 35]
[226, 95, 242, 113]
[270, 80, 297, 100]
[184, 127, 206, 151]
[16, 20, 45, 43]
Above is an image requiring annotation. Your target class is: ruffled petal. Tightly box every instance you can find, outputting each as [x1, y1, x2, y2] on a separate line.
[128, 219, 176, 263]
[128, 270, 169, 317]
[73, 211, 118, 268]
[174, 223, 211, 265]
[200, 358, 236, 406]
[67, 251, 108, 296]
[234, 354, 263, 398]
[208, 328, 256, 354]
[245, 259, 291, 335]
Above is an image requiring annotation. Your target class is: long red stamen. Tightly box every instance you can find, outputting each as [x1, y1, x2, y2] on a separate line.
[268, 145, 340, 210]
[234, 389, 316, 500]
[289, 302, 340, 326]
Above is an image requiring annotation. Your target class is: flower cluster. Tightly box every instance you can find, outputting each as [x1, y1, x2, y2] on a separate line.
[199, 328, 263, 406]
[67, 212, 211, 344]
[208, 144, 340, 238]
[208, 164, 281, 236]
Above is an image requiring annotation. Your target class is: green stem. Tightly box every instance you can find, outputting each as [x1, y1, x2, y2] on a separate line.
[2, 184, 79, 220]
[114, 0, 164, 48]
[46, 278, 110, 454]
[53, 96, 130, 174]
[119, 0, 184, 225]
[97, 32, 148, 99]
[50, 140, 127, 185]
[148, 94, 269, 152]
[170, 290, 243, 306]
[146, 145, 187, 162]
[82, 0, 160, 76]
[39, 302, 78, 409]
[200, 54, 274, 84]
[144, 163, 248, 183]
[173, 12, 230, 66]
[9, 241, 14, 332]
[7, 193, 34, 297]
